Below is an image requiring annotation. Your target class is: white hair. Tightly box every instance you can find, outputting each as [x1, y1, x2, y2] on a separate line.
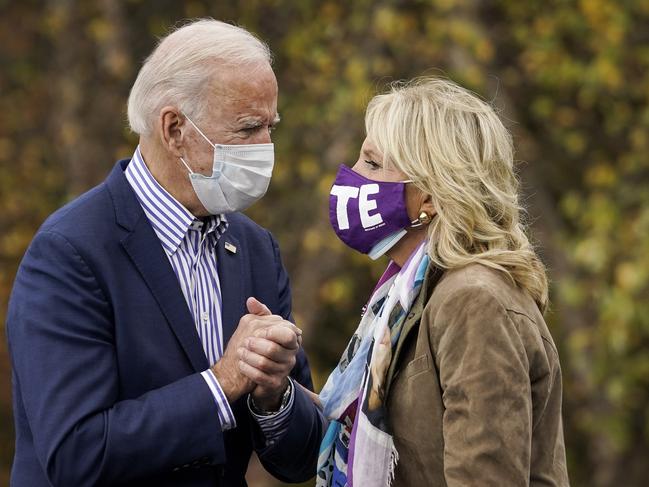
[127, 18, 272, 135]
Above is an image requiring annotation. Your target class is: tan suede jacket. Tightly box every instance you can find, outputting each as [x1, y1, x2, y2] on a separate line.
[384, 263, 570, 486]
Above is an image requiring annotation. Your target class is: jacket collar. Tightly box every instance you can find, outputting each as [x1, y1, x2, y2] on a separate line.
[107, 159, 145, 232]
[123, 147, 228, 256]
[384, 262, 444, 397]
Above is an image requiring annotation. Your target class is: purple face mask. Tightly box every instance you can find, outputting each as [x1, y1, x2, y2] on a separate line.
[329, 164, 412, 259]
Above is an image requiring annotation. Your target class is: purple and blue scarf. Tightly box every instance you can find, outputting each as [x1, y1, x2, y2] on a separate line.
[316, 242, 430, 487]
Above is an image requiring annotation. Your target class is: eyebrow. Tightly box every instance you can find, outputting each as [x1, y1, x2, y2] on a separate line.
[240, 114, 281, 129]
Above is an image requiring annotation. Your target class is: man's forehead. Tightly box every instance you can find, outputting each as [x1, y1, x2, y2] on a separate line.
[209, 62, 277, 94]
[206, 67, 277, 118]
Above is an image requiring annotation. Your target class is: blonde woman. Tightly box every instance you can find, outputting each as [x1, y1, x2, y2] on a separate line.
[318, 78, 570, 487]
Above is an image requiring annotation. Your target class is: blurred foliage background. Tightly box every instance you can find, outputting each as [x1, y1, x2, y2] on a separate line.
[1, 0, 648, 485]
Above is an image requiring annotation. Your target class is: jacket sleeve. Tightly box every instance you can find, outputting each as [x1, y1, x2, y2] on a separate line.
[252, 231, 326, 482]
[430, 285, 532, 487]
[7, 230, 227, 487]
[256, 385, 327, 483]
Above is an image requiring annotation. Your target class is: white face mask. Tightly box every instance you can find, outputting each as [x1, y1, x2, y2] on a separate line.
[179, 114, 274, 214]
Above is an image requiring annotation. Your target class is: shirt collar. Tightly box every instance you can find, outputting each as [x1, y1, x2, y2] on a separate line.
[124, 146, 228, 255]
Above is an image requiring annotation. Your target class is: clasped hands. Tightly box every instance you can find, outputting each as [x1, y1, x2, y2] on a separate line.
[211, 297, 302, 412]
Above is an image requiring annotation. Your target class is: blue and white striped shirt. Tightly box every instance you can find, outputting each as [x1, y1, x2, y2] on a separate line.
[125, 147, 293, 440]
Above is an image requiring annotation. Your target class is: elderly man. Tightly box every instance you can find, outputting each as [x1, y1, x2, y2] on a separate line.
[6, 19, 324, 486]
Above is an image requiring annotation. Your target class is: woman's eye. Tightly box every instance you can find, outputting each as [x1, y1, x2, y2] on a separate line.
[365, 159, 381, 169]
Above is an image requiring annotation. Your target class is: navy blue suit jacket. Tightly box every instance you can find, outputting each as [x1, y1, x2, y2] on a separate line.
[6, 159, 325, 486]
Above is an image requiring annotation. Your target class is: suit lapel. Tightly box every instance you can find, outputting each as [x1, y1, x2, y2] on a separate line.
[121, 219, 209, 372]
[107, 159, 208, 372]
[216, 232, 244, 350]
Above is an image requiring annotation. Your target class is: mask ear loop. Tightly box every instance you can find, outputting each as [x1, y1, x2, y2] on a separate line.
[179, 156, 195, 175]
[182, 112, 215, 147]
[180, 112, 220, 177]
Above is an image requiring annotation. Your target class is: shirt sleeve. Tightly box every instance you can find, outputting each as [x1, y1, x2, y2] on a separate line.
[248, 378, 296, 446]
[201, 369, 237, 431]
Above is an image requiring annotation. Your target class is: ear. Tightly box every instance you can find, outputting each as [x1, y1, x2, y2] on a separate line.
[158, 106, 185, 158]
[418, 194, 437, 219]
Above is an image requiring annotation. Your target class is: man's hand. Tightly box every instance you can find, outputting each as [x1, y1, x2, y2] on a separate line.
[211, 297, 296, 403]
[236, 300, 303, 412]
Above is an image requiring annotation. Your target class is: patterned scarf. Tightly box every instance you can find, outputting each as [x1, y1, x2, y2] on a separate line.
[316, 242, 430, 487]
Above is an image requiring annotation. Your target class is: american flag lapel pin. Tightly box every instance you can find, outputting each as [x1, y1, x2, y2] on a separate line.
[224, 241, 237, 254]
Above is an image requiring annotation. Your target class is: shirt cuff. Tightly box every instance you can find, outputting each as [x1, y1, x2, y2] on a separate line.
[201, 369, 237, 431]
[248, 378, 296, 446]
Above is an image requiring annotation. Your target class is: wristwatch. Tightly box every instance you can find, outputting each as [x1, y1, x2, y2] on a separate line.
[249, 379, 293, 416]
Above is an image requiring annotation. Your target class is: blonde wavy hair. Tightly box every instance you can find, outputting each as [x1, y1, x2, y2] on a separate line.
[365, 77, 548, 311]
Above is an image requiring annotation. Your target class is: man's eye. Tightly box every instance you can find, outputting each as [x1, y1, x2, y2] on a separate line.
[241, 125, 275, 134]
[365, 159, 381, 169]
